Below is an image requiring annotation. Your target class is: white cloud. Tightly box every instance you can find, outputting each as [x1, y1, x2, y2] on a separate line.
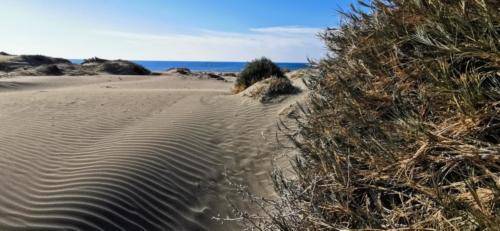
[90, 27, 325, 62]
[0, 24, 325, 62]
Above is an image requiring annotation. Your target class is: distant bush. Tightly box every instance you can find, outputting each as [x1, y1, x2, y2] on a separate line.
[34, 64, 64, 76]
[100, 60, 151, 75]
[18, 55, 71, 66]
[265, 77, 297, 98]
[235, 57, 285, 93]
[82, 57, 108, 64]
[245, 0, 500, 230]
[81, 57, 151, 75]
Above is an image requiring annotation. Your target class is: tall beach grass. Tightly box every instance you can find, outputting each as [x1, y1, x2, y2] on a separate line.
[244, 1, 499, 230]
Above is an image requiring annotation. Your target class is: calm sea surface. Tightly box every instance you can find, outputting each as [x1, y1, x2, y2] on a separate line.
[71, 60, 308, 72]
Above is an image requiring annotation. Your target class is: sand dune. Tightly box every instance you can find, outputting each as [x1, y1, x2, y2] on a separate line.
[0, 75, 299, 230]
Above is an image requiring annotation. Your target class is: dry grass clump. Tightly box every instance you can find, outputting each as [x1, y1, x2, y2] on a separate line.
[267, 77, 296, 95]
[247, 77, 300, 103]
[234, 57, 285, 93]
[244, 0, 499, 230]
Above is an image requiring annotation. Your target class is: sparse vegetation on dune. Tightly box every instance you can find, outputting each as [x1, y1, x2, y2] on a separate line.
[243, 0, 499, 230]
[266, 77, 298, 98]
[82, 57, 109, 64]
[81, 57, 151, 75]
[234, 57, 286, 93]
[0, 55, 152, 76]
[243, 76, 300, 103]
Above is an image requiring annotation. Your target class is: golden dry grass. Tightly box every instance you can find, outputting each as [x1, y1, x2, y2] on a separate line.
[239, 0, 500, 230]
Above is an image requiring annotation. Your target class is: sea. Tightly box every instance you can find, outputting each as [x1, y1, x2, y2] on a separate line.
[71, 60, 308, 73]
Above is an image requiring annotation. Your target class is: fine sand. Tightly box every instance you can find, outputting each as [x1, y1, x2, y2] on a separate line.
[0, 74, 302, 231]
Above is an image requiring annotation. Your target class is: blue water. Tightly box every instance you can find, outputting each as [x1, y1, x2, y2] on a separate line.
[71, 60, 308, 72]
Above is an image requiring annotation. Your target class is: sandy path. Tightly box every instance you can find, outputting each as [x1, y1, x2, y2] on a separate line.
[0, 75, 290, 231]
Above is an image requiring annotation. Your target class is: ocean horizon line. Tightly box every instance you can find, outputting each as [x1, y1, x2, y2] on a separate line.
[69, 59, 309, 64]
[70, 59, 310, 72]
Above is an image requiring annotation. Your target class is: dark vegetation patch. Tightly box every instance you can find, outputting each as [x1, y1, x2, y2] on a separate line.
[82, 57, 109, 64]
[81, 57, 151, 75]
[261, 77, 300, 102]
[0, 55, 152, 76]
[18, 55, 71, 66]
[0, 55, 70, 72]
[34, 64, 64, 76]
[94, 60, 151, 75]
[234, 57, 285, 93]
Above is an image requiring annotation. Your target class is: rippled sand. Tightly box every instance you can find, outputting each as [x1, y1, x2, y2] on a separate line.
[0, 75, 296, 231]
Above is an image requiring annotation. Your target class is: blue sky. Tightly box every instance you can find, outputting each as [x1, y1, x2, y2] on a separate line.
[0, 0, 358, 62]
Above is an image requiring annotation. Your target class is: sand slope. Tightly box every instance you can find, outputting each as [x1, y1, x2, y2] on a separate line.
[0, 75, 297, 231]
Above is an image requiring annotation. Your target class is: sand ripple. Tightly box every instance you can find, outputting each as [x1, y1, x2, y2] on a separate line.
[0, 76, 285, 231]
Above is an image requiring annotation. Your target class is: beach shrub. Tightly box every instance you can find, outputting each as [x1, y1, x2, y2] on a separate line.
[247, 76, 300, 103]
[34, 64, 64, 76]
[100, 60, 151, 75]
[245, 0, 500, 230]
[81, 58, 151, 75]
[17, 55, 71, 66]
[235, 57, 285, 93]
[82, 57, 108, 64]
[264, 77, 298, 99]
